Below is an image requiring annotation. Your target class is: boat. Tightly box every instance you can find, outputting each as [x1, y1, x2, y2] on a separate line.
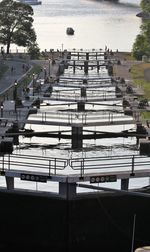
[66, 27, 75, 35]
[19, 0, 42, 5]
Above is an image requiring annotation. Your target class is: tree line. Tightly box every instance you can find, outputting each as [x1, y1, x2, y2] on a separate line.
[132, 0, 150, 60]
[0, 0, 40, 58]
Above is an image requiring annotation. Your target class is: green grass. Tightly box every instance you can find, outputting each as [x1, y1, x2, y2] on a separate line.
[142, 111, 150, 119]
[131, 63, 150, 99]
[130, 62, 150, 119]
[17, 64, 42, 88]
[122, 52, 134, 61]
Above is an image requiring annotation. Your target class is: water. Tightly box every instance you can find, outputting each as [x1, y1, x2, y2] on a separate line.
[32, 0, 141, 51]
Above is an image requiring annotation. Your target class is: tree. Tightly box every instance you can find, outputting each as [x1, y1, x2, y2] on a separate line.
[140, 0, 150, 13]
[141, 19, 150, 41]
[132, 20, 150, 59]
[0, 0, 36, 54]
[27, 42, 41, 59]
[132, 0, 150, 59]
[132, 34, 150, 59]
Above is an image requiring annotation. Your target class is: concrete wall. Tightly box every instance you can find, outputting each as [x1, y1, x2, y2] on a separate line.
[0, 189, 149, 251]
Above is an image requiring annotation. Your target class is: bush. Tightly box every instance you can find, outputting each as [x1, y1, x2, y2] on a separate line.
[27, 43, 40, 59]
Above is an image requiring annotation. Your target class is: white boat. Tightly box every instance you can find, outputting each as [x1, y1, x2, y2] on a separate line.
[19, 0, 42, 5]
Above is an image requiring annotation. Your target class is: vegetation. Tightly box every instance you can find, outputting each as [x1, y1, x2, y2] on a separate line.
[132, 33, 150, 60]
[27, 43, 41, 59]
[131, 62, 150, 98]
[131, 0, 150, 118]
[0, 0, 37, 54]
[141, 0, 150, 12]
[17, 64, 42, 89]
[121, 52, 134, 60]
[132, 0, 150, 60]
[130, 62, 150, 118]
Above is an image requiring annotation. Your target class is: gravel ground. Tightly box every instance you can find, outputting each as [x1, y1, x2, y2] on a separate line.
[113, 52, 140, 81]
[144, 68, 150, 82]
[114, 52, 150, 86]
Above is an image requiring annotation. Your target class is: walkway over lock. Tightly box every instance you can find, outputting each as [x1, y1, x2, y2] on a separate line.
[1, 153, 150, 197]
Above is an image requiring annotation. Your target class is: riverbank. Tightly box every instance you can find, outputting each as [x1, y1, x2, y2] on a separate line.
[113, 51, 139, 80]
[114, 51, 150, 97]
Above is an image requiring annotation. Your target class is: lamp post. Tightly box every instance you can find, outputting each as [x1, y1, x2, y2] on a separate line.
[32, 73, 35, 96]
[44, 67, 47, 83]
[1, 102, 3, 118]
[13, 81, 17, 99]
[13, 81, 18, 112]
[48, 58, 50, 77]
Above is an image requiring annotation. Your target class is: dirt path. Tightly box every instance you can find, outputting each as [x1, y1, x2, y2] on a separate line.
[144, 68, 150, 82]
[113, 52, 140, 81]
[113, 52, 150, 86]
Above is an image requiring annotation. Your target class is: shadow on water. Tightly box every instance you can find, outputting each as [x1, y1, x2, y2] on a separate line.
[90, 0, 140, 8]
[15, 143, 59, 150]
[16, 142, 139, 152]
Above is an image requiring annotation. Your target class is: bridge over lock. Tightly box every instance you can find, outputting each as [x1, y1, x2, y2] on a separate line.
[1, 152, 150, 198]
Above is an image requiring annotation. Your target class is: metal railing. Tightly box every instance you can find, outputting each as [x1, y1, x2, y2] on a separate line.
[29, 110, 132, 126]
[70, 154, 150, 177]
[0, 153, 150, 179]
[0, 153, 67, 176]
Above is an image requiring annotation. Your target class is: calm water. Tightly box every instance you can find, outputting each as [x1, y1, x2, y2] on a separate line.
[32, 0, 141, 51]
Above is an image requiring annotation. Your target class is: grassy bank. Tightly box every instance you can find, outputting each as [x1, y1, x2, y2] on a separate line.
[131, 62, 150, 118]
[17, 64, 42, 88]
[131, 62, 150, 98]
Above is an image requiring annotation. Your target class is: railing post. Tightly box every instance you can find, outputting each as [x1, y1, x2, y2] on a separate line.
[2, 155, 4, 171]
[85, 113, 86, 124]
[59, 181, 76, 199]
[80, 158, 84, 178]
[121, 178, 129, 190]
[49, 160, 51, 176]
[54, 158, 56, 175]
[67, 159, 70, 167]
[8, 154, 10, 170]
[131, 155, 135, 176]
[111, 113, 113, 123]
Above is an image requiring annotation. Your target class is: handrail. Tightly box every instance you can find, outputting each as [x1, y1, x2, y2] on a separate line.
[70, 154, 150, 177]
[0, 153, 150, 178]
[0, 153, 67, 176]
